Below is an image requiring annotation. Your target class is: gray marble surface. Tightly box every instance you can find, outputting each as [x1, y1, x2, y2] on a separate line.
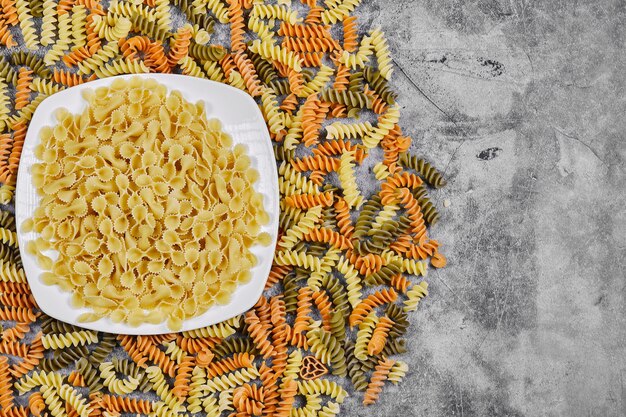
[350, 0, 626, 416]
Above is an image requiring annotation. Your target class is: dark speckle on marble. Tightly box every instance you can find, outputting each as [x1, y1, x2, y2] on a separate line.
[477, 147, 503, 161]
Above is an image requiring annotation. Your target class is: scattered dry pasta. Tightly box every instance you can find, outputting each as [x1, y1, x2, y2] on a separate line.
[0, 0, 449, 413]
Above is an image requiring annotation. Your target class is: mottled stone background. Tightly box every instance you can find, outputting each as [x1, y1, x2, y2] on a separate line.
[350, 0, 626, 416]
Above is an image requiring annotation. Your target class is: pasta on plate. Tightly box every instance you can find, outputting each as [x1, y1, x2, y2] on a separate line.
[24, 76, 271, 330]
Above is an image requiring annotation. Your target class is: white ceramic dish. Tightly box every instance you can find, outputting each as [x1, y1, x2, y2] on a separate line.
[15, 74, 279, 335]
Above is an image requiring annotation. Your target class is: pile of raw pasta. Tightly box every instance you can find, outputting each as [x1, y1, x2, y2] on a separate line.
[0, 0, 449, 415]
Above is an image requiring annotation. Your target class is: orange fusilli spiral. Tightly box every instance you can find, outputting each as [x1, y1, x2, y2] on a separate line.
[233, 50, 263, 97]
[0, 292, 36, 309]
[349, 289, 398, 327]
[117, 335, 149, 368]
[389, 274, 411, 293]
[343, 15, 358, 52]
[228, 0, 245, 51]
[274, 378, 297, 417]
[367, 315, 394, 355]
[0, 135, 9, 177]
[254, 295, 272, 327]
[291, 287, 312, 341]
[265, 264, 292, 290]
[0, 356, 13, 409]
[120, 36, 152, 60]
[278, 22, 332, 39]
[363, 358, 395, 405]
[334, 198, 355, 238]
[56, 0, 75, 14]
[100, 395, 153, 414]
[233, 384, 265, 415]
[287, 68, 303, 95]
[172, 355, 194, 400]
[1, 322, 29, 342]
[0, 306, 36, 322]
[145, 41, 169, 73]
[291, 155, 339, 173]
[28, 392, 45, 416]
[62, 47, 94, 67]
[10, 332, 43, 378]
[7, 122, 26, 176]
[303, 227, 353, 250]
[313, 139, 367, 163]
[136, 336, 176, 377]
[334, 63, 350, 91]
[380, 172, 424, 204]
[0, 282, 30, 294]
[219, 53, 236, 78]
[195, 347, 214, 368]
[167, 25, 192, 68]
[175, 335, 218, 354]
[244, 310, 274, 358]
[304, 5, 323, 24]
[15, 68, 32, 110]
[279, 93, 298, 114]
[346, 250, 385, 276]
[364, 86, 389, 114]
[0, 19, 16, 47]
[74, 0, 103, 9]
[297, 51, 324, 67]
[258, 363, 279, 409]
[67, 370, 86, 387]
[284, 191, 334, 209]
[0, 0, 19, 26]
[311, 290, 333, 332]
[0, 339, 29, 357]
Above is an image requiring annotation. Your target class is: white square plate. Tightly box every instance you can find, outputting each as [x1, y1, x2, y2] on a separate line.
[15, 74, 279, 335]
